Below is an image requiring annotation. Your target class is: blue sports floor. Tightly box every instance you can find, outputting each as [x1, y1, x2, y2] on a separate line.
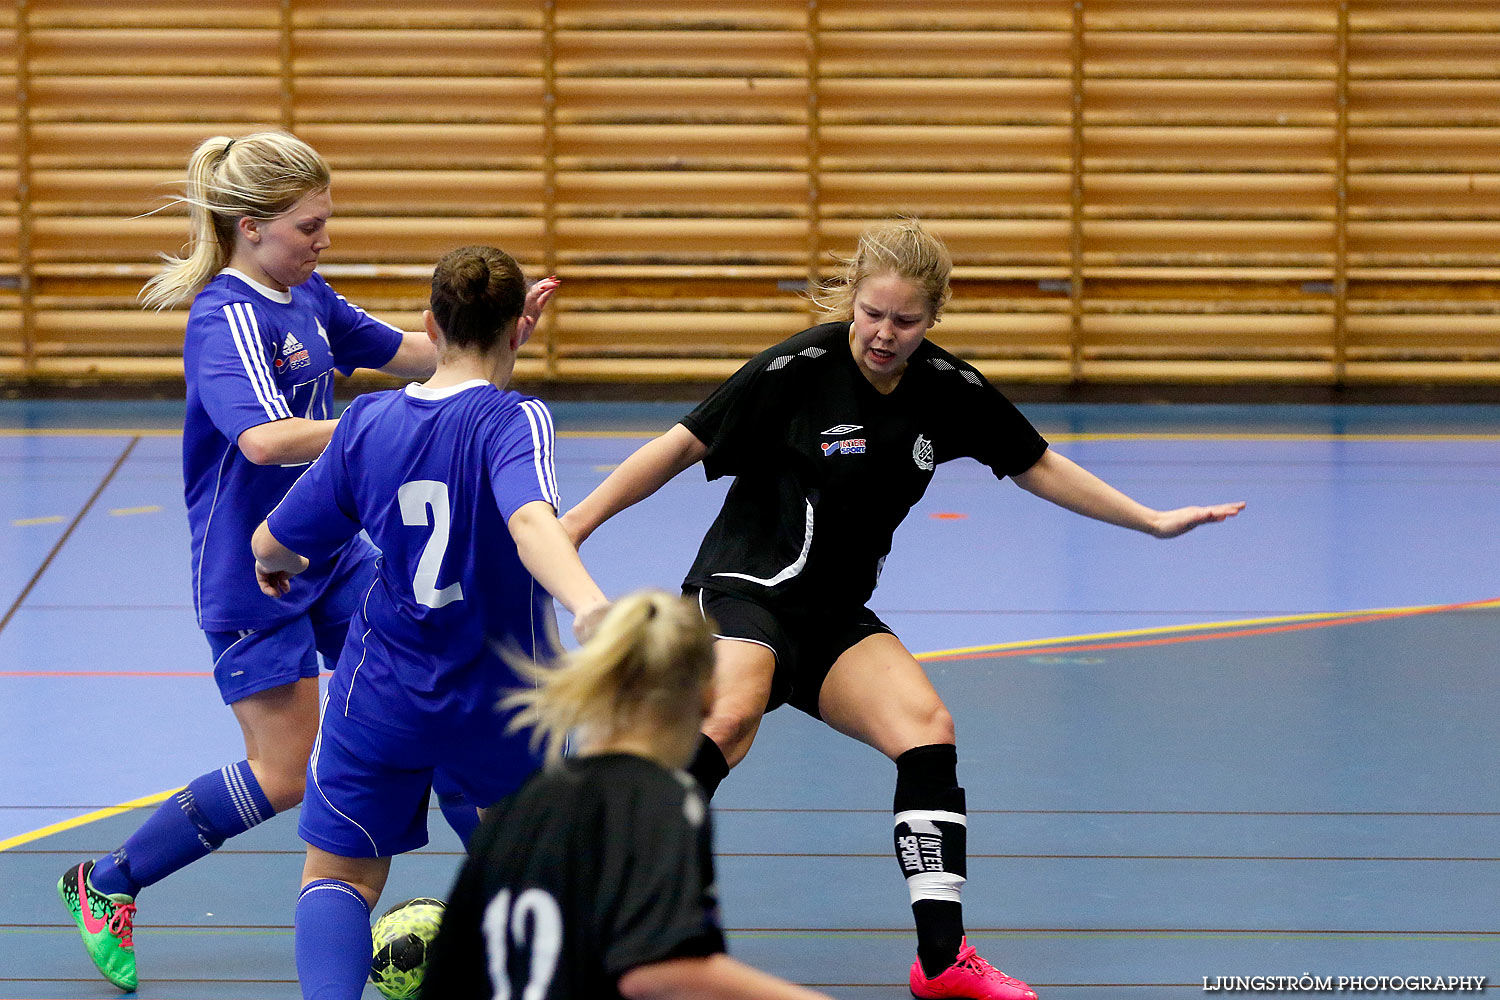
[2, 399, 1498, 998]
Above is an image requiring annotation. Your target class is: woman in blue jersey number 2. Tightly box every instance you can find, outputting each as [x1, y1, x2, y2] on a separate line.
[252, 244, 609, 1000]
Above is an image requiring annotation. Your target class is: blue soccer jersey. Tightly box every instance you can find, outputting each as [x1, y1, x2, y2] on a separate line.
[183, 268, 404, 630]
[265, 380, 562, 734]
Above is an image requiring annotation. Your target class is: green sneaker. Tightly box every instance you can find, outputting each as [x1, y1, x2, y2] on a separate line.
[58, 860, 138, 991]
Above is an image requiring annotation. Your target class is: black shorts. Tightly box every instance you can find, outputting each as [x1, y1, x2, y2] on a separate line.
[689, 587, 894, 719]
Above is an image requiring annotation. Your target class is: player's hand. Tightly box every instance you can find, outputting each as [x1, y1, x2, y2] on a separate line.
[571, 599, 611, 644]
[516, 275, 560, 348]
[255, 555, 308, 598]
[1149, 501, 1245, 539]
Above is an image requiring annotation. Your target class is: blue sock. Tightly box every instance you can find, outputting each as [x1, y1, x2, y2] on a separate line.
[296, 879, 373, 1000]
[432, 773, 479, 847]
[89, 760, 275, 898]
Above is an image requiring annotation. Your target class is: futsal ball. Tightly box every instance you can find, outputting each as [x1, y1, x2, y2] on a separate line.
[370, 897, 445, 1000]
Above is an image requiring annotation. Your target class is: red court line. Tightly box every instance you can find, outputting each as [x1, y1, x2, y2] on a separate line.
[5, 599, 1496, 678]
[921, 596, 1500, 663]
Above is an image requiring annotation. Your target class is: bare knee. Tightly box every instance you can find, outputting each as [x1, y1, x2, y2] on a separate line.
[249, 757, 309, 813]
[920, 702, 956, 747]
[302, 850, 389, 911]
[700, 707, 762, 768]
[887, 701, 955, 760]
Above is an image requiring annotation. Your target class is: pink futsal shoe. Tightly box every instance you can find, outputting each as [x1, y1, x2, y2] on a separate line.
[909, 938, 1037, 1000]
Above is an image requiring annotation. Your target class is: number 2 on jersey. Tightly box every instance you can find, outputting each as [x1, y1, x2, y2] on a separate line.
[483, 888, 563, 1000]
[397, 479, 464, 609]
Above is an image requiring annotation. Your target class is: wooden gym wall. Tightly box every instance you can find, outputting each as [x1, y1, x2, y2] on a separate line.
[3, 1, 1500, 385]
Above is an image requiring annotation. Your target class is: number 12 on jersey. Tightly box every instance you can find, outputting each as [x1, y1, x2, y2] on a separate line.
[483, 887, 563, 1000]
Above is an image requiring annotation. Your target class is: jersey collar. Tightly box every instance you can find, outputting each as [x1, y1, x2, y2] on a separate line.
[404, 379, 492, 400]
[221, 267, 293, 304]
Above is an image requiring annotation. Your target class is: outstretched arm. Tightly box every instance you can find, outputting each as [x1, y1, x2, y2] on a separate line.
[560, 422, 708, 547]
[380, 275, 559, 377]
[1012, 447, 1244, 539]
[379, 329, 440, 379]
[507, 500, 611, 641]
[237, 417, 337, 466]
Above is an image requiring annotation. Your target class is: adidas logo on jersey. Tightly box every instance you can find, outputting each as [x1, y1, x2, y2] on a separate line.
[276, 332, 311, 372]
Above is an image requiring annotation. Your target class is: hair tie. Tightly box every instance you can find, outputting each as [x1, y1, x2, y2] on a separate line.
[220, 138, 235, 160]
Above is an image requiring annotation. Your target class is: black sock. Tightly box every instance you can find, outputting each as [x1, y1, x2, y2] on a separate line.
[687, 734, 730, 799]
[893, 743, 967, 978]
[912, 900, 966, 978]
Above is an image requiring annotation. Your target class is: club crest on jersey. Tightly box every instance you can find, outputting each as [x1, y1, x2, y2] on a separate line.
[912, 434, 934, 470]
[822, 424, 863, 435]
[277, 332, 310, 372]
[821, 437, 866, 457]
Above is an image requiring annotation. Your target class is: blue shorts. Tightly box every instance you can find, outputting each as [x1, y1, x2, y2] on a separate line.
[299, 697, 542, 858]
[204, 548, 375, 705]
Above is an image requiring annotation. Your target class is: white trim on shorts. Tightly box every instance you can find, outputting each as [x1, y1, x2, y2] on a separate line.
[697, 588, 778, 664]
[308, 693, 381, 856]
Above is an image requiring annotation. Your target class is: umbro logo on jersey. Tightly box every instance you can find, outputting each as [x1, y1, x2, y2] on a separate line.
[822, 424, 863, 435]
[822, 437, 866, 457]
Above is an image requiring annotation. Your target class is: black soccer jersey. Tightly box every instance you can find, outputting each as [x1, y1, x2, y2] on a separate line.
[681, 322, 1049, 610]
[422, 753, 724, 1000]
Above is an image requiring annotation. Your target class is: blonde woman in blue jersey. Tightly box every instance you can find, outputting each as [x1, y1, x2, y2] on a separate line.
[56, 131, 536, 991]
[562, 219, 1245, 1000]
[252, 245, 609, 1000]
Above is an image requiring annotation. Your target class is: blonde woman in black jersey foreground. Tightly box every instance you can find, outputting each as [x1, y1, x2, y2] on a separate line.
[561, 219, 1244, 1000]
[422, 590, 832, 1000]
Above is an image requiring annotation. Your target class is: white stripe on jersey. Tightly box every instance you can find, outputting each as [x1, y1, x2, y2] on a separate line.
[712, 499, 814, 588]
[519, 399, 560, 507]
[195, 444, 236, 627]
[224, 302, 291, 421]
[342, 576, 380, 719]
[333, 290, 404, 334]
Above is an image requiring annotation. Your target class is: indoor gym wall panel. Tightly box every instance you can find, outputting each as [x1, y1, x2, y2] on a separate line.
[5, 2, 1500, 385]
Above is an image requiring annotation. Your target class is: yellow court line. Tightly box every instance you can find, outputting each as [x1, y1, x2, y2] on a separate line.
[914, 598, 1500, 661]
[6, 598, 1498, 849]
[0, 788, 177, 853]
[11, 515, 65, 527]
[109, 505, 163, 516]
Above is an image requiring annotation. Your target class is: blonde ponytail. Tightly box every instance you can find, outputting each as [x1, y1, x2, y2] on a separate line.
[505, 590, 716, 764]
[140, 131, 331, 310]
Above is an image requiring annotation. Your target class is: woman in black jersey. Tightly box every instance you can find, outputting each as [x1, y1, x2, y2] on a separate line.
[422, 590, 831, 1000]
[561, 219, 1244, 1000]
